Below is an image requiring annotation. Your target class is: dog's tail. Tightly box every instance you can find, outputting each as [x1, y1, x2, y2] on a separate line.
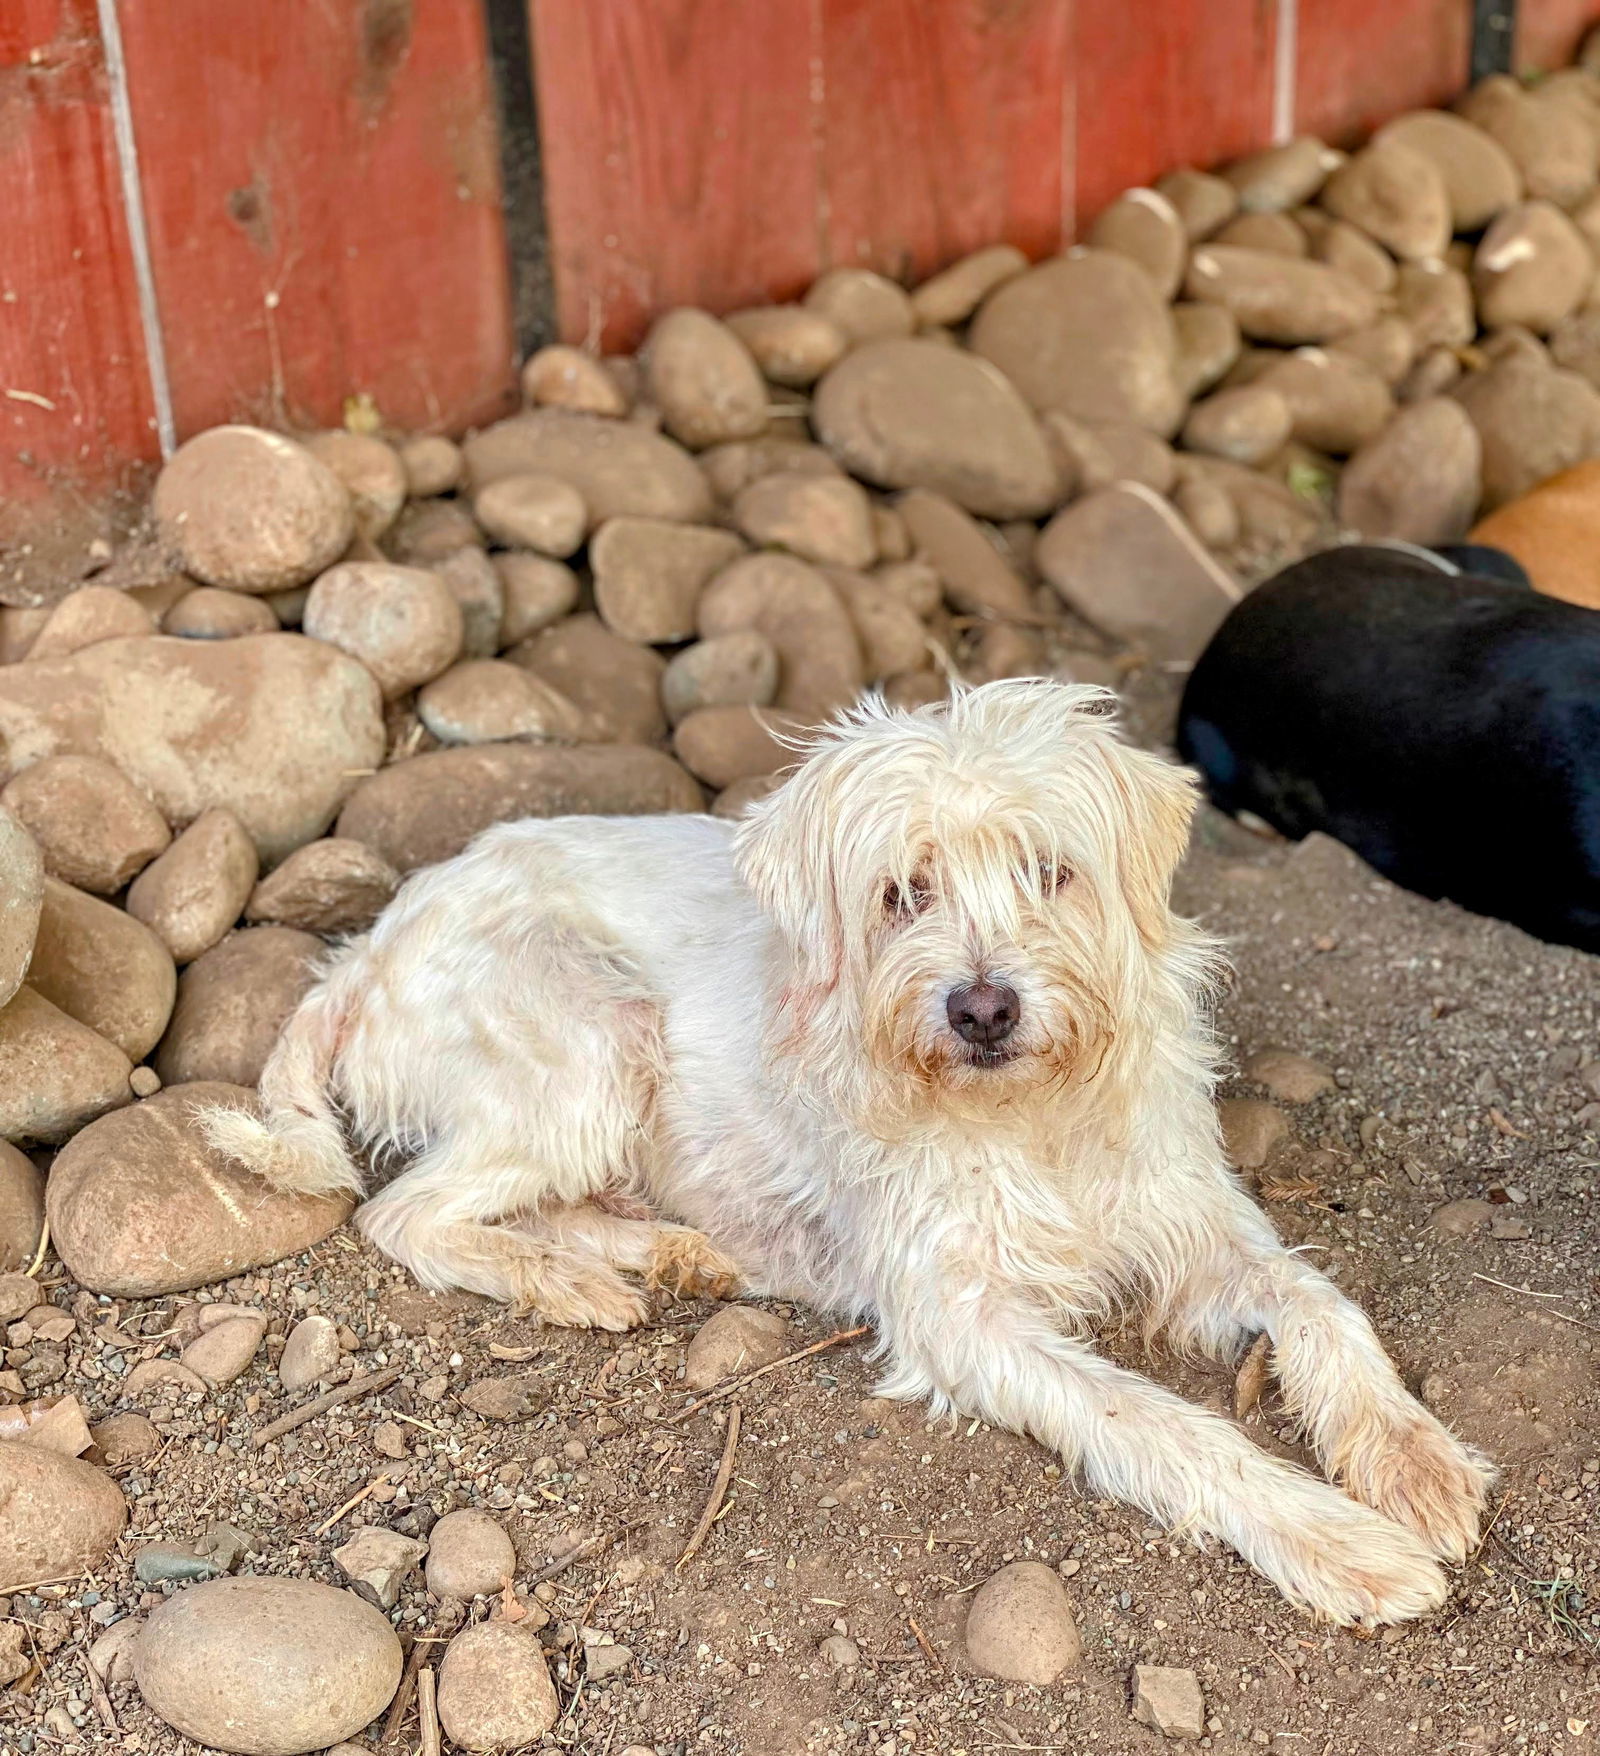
[198, 978, 365, 1200]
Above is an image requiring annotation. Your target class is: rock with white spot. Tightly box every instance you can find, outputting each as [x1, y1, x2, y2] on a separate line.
[1223, 137, 1340, 212]
[1473, 200, 1594, 333]
[1087, 188, 1187, 298]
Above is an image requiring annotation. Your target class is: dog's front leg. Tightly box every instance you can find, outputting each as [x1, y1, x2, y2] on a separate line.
[877, 1283, 1446, 1625]
[1157, 1179, 1494, 1563]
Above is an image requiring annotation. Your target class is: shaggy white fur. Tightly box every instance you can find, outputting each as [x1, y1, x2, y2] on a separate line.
[205, 679, 1492, 1624]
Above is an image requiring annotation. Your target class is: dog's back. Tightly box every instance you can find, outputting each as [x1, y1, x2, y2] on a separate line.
[1178, 547, 1600, 950]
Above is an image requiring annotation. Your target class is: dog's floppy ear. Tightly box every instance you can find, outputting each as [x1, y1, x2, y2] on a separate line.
[733, 759, 844, 986]
[1107, 743, 1199, 949]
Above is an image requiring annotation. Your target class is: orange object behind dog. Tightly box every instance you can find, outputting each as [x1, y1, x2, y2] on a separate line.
[1470, 461, 1600, 608]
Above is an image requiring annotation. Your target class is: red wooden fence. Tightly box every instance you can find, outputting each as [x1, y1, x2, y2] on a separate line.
[5, 0, 1600, 578]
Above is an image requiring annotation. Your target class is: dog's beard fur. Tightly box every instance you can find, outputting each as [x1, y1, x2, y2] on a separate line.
[738, 681, 1204, 1143]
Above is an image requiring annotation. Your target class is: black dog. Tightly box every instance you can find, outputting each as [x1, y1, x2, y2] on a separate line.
[1177, 544, 1600, 953]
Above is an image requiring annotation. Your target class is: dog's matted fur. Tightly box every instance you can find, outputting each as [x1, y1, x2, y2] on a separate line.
[206, 679, 1491, 1624]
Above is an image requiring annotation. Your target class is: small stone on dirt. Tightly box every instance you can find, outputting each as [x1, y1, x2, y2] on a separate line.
[964, 1561, 1081, 1685]
[1132, 1663, 1205, 1739]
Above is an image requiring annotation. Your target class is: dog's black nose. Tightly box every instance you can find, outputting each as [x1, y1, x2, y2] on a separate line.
[946, 981, 1020, 1047]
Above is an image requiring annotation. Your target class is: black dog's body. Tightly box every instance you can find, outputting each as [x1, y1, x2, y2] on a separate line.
[1178, 546, 1600, 952]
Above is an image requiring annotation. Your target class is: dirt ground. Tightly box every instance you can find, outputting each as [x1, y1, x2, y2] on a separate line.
[6, 751, 1600, 1756]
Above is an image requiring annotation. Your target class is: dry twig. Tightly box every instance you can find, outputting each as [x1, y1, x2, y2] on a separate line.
[250, 1367, 401, 1448]
[418, 1665, 442, 1756]
[668, 1325, 869, 1423]
[677, 1402, 742, 1569]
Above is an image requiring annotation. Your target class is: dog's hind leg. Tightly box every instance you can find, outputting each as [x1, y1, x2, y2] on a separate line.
[357, 1159, 651, 1331]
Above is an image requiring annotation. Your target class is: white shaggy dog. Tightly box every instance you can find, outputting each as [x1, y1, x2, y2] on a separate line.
[207, 679, 1491, 1624]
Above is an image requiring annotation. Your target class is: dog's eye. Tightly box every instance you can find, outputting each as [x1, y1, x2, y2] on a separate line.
[883, 879, 930, 922]
[1048, 862, 1074, 893]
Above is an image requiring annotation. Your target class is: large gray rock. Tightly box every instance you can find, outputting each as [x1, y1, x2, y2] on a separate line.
[133, 1576, 402, 1756]
[337, 744, 703, 874]
[153, 426, 354, 595]
[1037, 485, 1241, 662]
[1338, 398, 1483, 545]
[0, 635, 385, 864]
[0, 987, 132, 1144]
[47, 1083, 352, 1296]
[462, 410, 712, 524]
[969, 250, 1185, 436]
[0, 808, 42, 1010]
[812, 339, 1060, 518]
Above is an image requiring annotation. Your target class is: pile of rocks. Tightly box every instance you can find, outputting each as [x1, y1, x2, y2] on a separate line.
[6, 44, 1600, 1756]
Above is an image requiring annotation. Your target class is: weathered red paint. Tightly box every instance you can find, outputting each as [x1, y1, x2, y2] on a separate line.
[1073, 0, 1277, 226]
[115, 0, 516, 440]
[0, 0, 156, 536]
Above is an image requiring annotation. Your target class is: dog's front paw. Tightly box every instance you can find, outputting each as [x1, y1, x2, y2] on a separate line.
[647, 1228, 743, 1301]
[1336, 1411, 1495, 1563]
[1271, 1503, 1449, 1627]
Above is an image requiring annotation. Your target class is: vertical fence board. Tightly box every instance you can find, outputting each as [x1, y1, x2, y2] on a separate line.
[815, 0, 1071, 284]
[531, 0, 818, 354]
[1295, 0, 1470, 144]
[0, 0, 156, 551]
[1518, 0, 1600, 69]
[116, 0, 515, 440]
[1073, 0, 1277, 226]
